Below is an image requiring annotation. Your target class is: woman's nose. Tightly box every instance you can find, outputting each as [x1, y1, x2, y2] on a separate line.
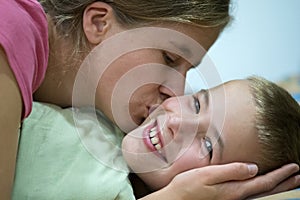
[159, 67, 187, 99]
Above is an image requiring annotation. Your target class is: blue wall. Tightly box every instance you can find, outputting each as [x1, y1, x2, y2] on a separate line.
[186, 0, 300, 93]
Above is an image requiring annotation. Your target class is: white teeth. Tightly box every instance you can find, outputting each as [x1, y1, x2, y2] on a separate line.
[150, 127, 157, 132]
[151, 137, 159, 145]
[154, 144, 161, 150]
[149, 129, 157, 137]
[149, 125, 162, 150]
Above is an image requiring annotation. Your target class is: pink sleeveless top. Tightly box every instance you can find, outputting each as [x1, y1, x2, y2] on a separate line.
[0, 0, 49, 119]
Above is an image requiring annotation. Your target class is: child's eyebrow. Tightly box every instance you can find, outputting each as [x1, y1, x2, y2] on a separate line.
[203, 89, 209, 107]
[202, 89, 224, 160]
[213, 129, 224, 161]
[199, 89, 209, 108]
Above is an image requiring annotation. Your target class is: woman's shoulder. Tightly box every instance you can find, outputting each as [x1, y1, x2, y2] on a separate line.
[0, 0, 49, 119]
[0, 0, 47, 31]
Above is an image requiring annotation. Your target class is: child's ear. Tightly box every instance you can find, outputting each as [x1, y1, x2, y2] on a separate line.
[83, 2, 113, 45]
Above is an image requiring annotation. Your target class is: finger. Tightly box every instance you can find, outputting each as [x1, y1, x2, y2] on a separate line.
[266, 174, 300, 195]
[250, 174, 300, 198]
[197, 162, 258, 185]
[242, 163, 299, 198]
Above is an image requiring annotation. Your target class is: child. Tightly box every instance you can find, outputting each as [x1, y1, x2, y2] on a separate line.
[13, 76, 300, 199]
[122, 76, 300, 197]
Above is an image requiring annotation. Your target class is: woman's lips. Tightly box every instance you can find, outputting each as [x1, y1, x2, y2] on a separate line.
[143, 120, 167, 162]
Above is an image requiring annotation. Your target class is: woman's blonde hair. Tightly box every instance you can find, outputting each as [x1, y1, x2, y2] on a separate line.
[39, 0, 231, 51]
[247, 76, 300, 174]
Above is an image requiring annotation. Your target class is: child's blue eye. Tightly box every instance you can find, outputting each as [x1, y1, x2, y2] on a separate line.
[204, 137, 213, 159]
[193, 95, 200, 114]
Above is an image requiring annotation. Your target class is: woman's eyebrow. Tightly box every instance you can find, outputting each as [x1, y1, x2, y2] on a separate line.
[169, 41, 202, 66]
[170, 41, 206, 68]
[170, 41, 192, 57]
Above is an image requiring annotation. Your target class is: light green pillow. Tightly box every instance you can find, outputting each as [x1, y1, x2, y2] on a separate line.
[13, 102, 135, 200]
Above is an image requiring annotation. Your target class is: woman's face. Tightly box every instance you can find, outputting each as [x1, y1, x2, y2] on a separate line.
[94, 23, 220, 132]
[122, 80, 260, 190]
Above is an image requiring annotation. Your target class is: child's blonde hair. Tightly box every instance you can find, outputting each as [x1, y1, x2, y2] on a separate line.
[248, 76, 300, 174]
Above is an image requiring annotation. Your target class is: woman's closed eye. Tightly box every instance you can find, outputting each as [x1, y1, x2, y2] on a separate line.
[163, 51, 177, 65]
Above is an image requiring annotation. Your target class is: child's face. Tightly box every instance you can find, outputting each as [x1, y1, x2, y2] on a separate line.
[122, 80, 260, 190]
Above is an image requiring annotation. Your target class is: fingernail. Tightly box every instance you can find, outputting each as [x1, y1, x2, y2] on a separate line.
[285, 163, 299, 172]
[295, 175, 300, 183]
[248, 164, 258, 176]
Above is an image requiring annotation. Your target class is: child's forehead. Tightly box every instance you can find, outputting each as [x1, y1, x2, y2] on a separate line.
[206, 79, 249, 95]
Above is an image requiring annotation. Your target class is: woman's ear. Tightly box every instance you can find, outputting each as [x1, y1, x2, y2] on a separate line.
[83, 2, 114, 45]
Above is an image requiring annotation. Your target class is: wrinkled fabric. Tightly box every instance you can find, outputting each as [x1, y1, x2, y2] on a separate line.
[13, 102, 135, 200]
[0, 0, 49, 119]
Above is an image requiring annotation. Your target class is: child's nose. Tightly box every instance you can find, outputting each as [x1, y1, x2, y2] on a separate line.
[166, 114, 200, 137]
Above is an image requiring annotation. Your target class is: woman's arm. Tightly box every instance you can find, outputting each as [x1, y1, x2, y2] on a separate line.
[138, 163, 300, 200]
[0, 46, 23, 200]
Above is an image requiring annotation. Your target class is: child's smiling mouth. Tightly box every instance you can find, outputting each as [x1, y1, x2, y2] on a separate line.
[143, 120, 167, 162]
